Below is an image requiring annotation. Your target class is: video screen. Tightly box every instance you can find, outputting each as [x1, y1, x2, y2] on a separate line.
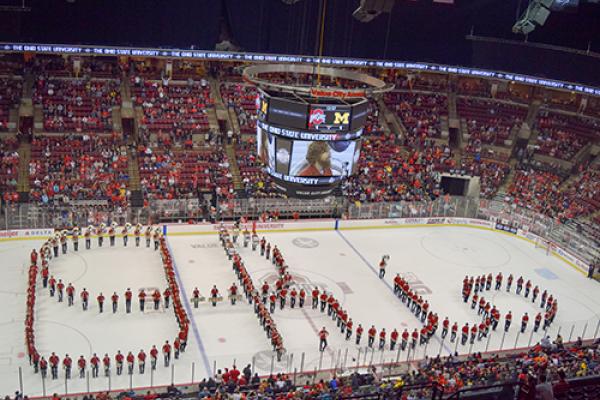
[350, 101, 368, 131]
[308, 104, 352, 132]
[286, 139, 356, 177]
[268, 97, 309, 130]
[256, 124, 276, 170]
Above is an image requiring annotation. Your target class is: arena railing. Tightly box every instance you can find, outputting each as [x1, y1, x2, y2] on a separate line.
[1, 196, 598, 267]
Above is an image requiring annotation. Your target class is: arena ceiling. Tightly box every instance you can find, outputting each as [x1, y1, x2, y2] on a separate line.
[1, 0, 599, 84]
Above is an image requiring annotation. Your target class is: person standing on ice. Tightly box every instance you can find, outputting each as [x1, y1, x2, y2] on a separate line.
[63, 354, 72, 379]
[97, 224, 105, 247]
[139, 289, 147, 312]
[210, 285, 219, 307]
[49, 353, 59, 379]
[111, 292, 119, 313]
[115, 351, 124, 375]
[85, 226, 92, 250]
[145, 226, 152, 248]
[192, 287, 201, 308]
[125, 288, 132, 313]
[318, 327, 329, 351]
[72, 227, 79, 252]
[163, 287, 171, 308]
[127, 352, 135, 375]
[97, 292, 105, 313]
[60, 231, 68, 254]
[108, 223, 116, 247]
[150, 345, 158, 370]
[152, 289, 161, 310]
[90, 353, 100, 378]
[162, 341, 172, 367]
[102, 354, 110, 377]
[77, 355, 86, 379]
[134, 224, 142, 247]
[379, 255, 388, 278]
[137, 350, 146, 374]
[153, 227, 161, 251]
[122, 223, 130, 247]
[66, 283, 75, 306]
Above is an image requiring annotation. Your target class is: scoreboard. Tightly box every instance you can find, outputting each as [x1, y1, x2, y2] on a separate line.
[256, 89, 368, 198]
[258, 89, 368, 133]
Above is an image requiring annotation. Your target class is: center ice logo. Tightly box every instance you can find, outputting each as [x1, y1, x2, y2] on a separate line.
[292, 237, 319, 248]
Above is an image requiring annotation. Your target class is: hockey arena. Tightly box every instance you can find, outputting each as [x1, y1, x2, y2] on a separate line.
[1, 217, 598, 397]
[2, 1, 600, 399]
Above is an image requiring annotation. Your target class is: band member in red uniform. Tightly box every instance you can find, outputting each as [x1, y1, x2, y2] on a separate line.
[102, 354, 110, 377]
[521, 313, 529, 333]
[346, 319, 354, 340]
[139, 289, 146, 312]
[80, 288, 89, 311]
[57, 279, 65, 302]
[299, 288, 306, 308]
[450, 322, 458, 343]
[63, 354, 72, 379]
[162, 341, 171, 367]
[90, 353, 100, 378]
[65, 283, 75, 307]
[210, 285, 219, 307]
[111, 292, 119, 313]
[76, 355, 85, 378]
[137, 350, 146, 374]
[401, 329, 409, 350]
[356, 324, 364, 345]
[229, 283, 238, 305]
[97, 292, 105, 313]
[505, 311, 513, 332]
[163, 287, 171, 308]
[125, 288, 133, 313]
[152, 289, 161, 310]
[126, 352, 135, 375]
[368, 325, 377, 348]
[150, 345, 158, 370]
[311, 287, 319, 309]
[318, 327, 329, 351]
[115, 351, 124, 375]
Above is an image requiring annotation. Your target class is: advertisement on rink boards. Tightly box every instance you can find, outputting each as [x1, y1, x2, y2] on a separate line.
[0, 228, 54, 240]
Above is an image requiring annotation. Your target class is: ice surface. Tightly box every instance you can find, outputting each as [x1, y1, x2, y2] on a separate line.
[1, 226, 599, 396]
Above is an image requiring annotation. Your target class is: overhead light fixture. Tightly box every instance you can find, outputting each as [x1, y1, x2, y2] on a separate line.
[512, 0, 554, 34]
[352, 0, 395, 23]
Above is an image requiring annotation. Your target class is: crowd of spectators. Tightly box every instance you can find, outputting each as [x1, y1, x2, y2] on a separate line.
[384, 91, 448, 139]
[458, 98, 526, 148]
[0, 135, 19, 203]
[131, 77, 212, 137]
[28, 133, 129, 205]
[534, 112, 595, 160]
[137, 141, 233, 202]
[0, 78, 22, 131]
[220, 82, 257, 134]
[33, 77, 121, 132]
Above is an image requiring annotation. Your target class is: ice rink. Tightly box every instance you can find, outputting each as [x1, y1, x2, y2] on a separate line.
[1, 224, 599, 396]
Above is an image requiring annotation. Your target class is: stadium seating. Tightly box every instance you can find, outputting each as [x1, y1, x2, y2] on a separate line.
[0, 78, 22, 131]
[28, 134, 129, 205]
[32, 78, 121, 132]
[131, 78, 212, 136]
[0, 135, 19, 203]
[534, 112, 597, 160]
[384, 91, 448, 139]
[458, 98, 526, 147]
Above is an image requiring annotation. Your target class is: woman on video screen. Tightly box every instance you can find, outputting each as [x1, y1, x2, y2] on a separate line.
[299, 141, 332, 177]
